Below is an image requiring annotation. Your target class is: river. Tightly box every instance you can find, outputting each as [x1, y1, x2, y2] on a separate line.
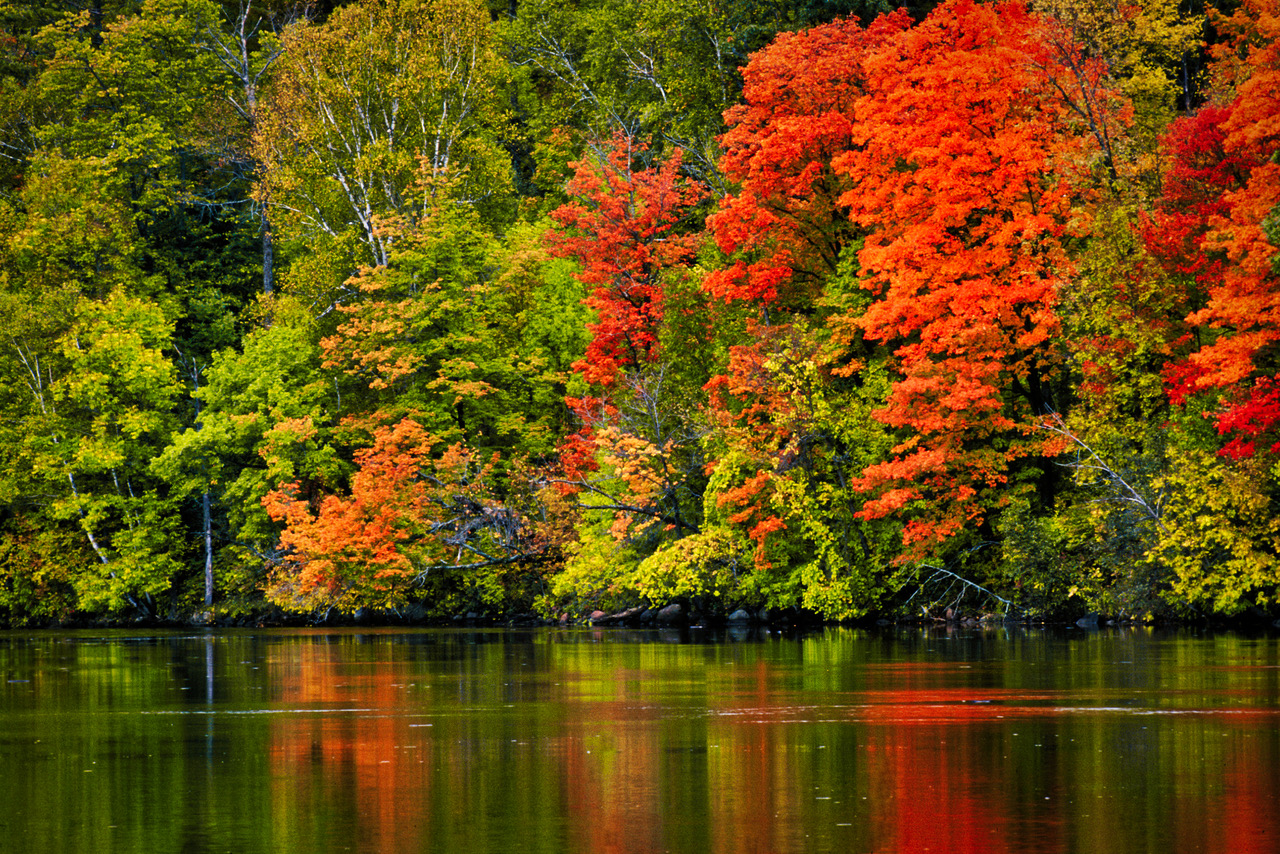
[0, 626, 1276, 853]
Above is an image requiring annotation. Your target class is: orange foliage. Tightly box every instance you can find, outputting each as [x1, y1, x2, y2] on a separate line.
[704, 10, 911, 307]
[263, 418, 434, 610]
[828, 0, 1109, 550]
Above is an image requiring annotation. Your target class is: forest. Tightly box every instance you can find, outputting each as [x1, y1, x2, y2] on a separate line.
[0, 0, 1277, 627]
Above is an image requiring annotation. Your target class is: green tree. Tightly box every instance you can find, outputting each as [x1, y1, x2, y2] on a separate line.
[0, 160, 184, 614]
[253, 0, 510, 298]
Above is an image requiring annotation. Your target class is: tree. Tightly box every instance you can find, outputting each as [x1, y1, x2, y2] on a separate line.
[699, 319, 904, 618]
[150, 297, 344, 608]
[548, 133, 707, 388]
[1029, 0, 1201, 184]
[0, 152, 191, 615]
[252, 0, 509, 287]
[704, 10, 910, 309]
[198, 0, 306, 296]
[258, 185, 584, 616]
[1171, 0, 1280, 460]
[830, 0, 1121, 553]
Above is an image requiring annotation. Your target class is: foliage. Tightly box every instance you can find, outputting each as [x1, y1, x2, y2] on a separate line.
[823, 0, 1109, 553]
[7, 0, 1280, 624]
[704, 10, 910, 308]
[253, 0, 509, 280]
[549, 133, 707, 386]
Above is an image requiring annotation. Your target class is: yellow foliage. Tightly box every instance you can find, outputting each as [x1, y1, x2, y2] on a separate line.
[1148, 447, 1280, 613]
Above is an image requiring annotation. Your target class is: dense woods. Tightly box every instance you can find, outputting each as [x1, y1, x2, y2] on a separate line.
[0, 0, 1276, 626]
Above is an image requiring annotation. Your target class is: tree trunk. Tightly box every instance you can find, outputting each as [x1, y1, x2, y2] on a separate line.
[203, 488, 214, 607]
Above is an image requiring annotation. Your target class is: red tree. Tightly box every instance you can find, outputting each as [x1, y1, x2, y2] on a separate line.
[704, 10, 911, 309]
[548, 134, 706, 388]
[1157, 0, 1280, 458]
[830, 0, 1115, 550]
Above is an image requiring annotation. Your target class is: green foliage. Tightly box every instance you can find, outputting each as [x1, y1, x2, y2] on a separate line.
[543, 523, 642, 616]
[33, 0, 224, 215]
[631, 527, 753, 608]
[0, 516, 87, 625]
[153, 299, 342, 555]
[254, 0, 511, 280]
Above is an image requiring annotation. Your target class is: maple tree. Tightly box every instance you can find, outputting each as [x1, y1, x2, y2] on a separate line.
[704, 10, 910, 309]
[548, 133, 707, 388]
[261, 418, 424, 612]
[827, 0, 1120, 553]
[1167, 0, 1280, 460]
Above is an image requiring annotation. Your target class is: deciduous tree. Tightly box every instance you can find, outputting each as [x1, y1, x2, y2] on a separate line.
[253, 0, 509, 286]
[704, 10, 910, 309]
[832, 0, 1118, 552]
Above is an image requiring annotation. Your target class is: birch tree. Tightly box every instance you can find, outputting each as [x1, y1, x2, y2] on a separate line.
[252, 0, 509, 281]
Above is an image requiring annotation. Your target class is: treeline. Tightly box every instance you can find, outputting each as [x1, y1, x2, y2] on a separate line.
[0, 0, 1276, 626]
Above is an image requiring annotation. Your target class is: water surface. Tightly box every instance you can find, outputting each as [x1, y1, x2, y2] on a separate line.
[1, 626, 1276, 853]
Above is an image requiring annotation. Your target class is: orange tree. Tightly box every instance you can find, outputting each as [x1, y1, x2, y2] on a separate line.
[830, 0, 1120, 555]
[704, 10, 911, 312]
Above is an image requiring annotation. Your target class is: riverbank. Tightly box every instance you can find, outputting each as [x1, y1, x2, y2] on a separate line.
[12, 600, 1280, 633]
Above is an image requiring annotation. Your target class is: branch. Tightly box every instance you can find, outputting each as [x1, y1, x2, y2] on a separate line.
[910, 563, 1015, 617]
[1039, 413, 1166, 531]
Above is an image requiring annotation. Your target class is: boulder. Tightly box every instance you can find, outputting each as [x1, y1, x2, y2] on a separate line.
[656, 603, 686, 626]
[1076, 612, 1100, 629]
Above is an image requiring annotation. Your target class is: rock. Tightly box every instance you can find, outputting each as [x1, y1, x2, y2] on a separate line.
[589, 610, 608, 623]
[727, 609, 751, 623]
[640, 609, 658, 624]
[618, 606, 644, 625]
[656, 603, 686, 626]
[1076, 612, 1100, 629]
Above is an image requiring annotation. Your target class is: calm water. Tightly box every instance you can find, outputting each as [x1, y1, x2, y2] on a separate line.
[0, 626, 1277, 854]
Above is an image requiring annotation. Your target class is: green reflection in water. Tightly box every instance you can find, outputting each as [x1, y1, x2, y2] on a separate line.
[0, 627, 1277, 854]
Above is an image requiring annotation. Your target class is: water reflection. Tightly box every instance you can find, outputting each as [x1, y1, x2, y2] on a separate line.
[0, 627, 1277, 854]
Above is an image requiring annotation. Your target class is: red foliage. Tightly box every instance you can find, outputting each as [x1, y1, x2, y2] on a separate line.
[1142, 105, 1256, 284]
[1216, 378, 1280, 460]
[1155, 0, 1280, 458]
[548, 134, 706, 388]
[704, 10, 911, 307]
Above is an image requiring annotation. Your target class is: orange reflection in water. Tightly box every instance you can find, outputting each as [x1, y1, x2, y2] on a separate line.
[266, 642, 434, 854]
[259, 639, 1280, 854]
